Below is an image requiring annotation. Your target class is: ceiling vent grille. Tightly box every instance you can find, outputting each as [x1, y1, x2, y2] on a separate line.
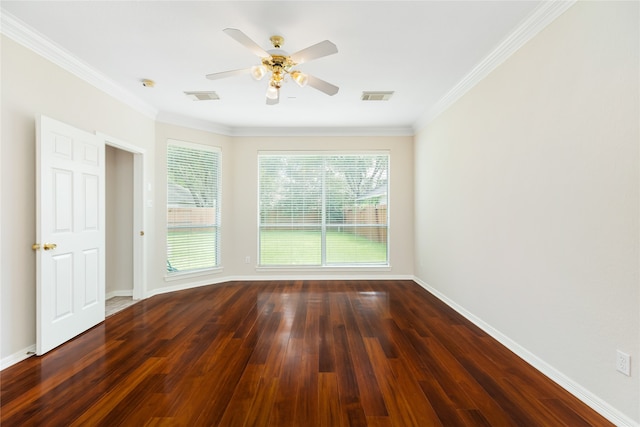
[184, 91, 220, 101]
[361, 91, 394, 101]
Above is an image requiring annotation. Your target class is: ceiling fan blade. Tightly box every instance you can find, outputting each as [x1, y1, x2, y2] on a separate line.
[307, 75, 339, 96]
[206, 68, 251, 80]
[223, 28, 270, 58]
[290, 40, 338, 64]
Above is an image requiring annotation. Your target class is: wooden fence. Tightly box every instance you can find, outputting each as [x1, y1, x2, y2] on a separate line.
[168, 207, 216, 228]
[260, 205, 387, 243]
[342, 205, 387, 243]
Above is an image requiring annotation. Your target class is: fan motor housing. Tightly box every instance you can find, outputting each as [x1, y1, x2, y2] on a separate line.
[263, 55, 295, 72]
[270, 35, 284, 48]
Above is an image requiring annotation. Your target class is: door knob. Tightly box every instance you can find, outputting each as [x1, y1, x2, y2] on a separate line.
[33, 243, 57, 251]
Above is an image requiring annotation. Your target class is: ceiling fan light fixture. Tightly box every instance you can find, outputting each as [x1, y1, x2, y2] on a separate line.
[266, 84, 279, 100]
[251, 65, 267, 80]
[207, 28, 340, 103]
[291, 71, 308, 87]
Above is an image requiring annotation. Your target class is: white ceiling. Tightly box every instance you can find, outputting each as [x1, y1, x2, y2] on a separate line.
[1, 1, 545, 134]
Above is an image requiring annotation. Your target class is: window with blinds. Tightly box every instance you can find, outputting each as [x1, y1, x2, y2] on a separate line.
[259, 153, 389, 266]
[167, 140, 221, 274]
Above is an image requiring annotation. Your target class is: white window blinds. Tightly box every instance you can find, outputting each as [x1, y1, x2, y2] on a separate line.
[167, 140, 221, 273]
[259, 153, 388, 266]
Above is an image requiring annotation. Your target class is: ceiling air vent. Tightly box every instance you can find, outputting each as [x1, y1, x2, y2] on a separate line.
[361, 91, 394, 101]
[184, 91, 220, 101]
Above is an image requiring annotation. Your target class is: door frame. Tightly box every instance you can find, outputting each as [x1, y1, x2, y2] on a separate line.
[97, 132, 146, 300]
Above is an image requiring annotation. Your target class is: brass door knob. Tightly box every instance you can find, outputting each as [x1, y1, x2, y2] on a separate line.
[33, 243, 57, 251]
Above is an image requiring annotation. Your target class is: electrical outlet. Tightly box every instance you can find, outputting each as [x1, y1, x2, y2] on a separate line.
[244, 256, 251, 264]
[616, 350, 631, 376]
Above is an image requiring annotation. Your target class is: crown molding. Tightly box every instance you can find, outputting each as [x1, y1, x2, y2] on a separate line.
[413, 0, 577, 133]
[157, 111, 413, 137]
[1, 9, 158, 120]
[156, 112, 235, 136]
[229, 126, 415, 137]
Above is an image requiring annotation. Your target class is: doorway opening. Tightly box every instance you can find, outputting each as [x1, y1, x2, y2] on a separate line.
[102, 133, 145, 315]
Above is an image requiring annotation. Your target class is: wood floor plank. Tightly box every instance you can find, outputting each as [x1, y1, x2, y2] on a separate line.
[539, 397, 599, 427]
[342, 290, 388, 417]
[333, 323, 361, 406]
[294, 352, 320, 426]
[0, 337, 123, 422]
[243, 377, 279, 427]
[192, 342, 254, 426]
[217, 364, 263, 426]
[363, 337, 430, 427]
[404, 330, 477, 411]
[388, 357, 443, 426]
[458, 409, 494, 427]
[69, 357, 165, 426]
[1, 280, 613, 426]
[318, 372, 347, 427]
[270, 336, 304, 426]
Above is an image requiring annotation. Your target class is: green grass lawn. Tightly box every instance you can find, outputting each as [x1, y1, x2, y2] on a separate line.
[260, 229, 387, 265]
[168, 228, 387, 271]
[167, 228, 218, 271]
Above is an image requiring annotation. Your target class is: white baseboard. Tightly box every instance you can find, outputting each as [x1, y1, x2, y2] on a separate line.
[149, 274, 415, 298]
[1, 344, 36, 370]
[148, 276, 225, 298]
[106, 289, 134, 300]
[412, 277, 639, 427]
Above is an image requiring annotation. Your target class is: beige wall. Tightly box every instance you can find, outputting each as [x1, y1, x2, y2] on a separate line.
[227, 136, 414, 279]
[414, 1, 639, 422]
[152, 123, 233, 292]
[152, 125, 415, 292]
[106, 146, 134, 295]
[1, 35, 156, 362]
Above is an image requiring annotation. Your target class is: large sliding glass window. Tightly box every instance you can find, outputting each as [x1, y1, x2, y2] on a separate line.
[259, 153, 388, 266]
[167, 140, 221, 273]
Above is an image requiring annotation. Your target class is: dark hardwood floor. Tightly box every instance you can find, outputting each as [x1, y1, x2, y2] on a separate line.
[1, 280, 612, 426]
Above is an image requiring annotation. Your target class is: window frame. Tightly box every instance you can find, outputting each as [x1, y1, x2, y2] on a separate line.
[166, 139, 222, 277]
[257, 150, 390, 268]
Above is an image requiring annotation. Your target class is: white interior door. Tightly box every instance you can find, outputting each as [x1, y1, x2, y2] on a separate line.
[36, 115, 105, 355]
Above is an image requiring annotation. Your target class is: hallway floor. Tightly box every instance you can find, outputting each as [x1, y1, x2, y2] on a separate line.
[106, 296, 137, 317]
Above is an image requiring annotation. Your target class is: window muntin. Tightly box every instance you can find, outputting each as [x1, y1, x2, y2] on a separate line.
[167, 140, 221, 273]
[259, 153, 388, 267]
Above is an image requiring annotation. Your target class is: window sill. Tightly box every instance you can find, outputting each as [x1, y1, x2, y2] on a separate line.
[255, 265, 391, 273]
[164, 267, 224, 282]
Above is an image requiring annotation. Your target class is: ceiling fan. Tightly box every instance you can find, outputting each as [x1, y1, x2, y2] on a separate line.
[206, 28, 339, 105]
